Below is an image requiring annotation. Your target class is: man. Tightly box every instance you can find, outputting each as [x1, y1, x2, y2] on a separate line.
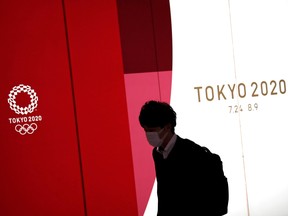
[139, 100, 228, 216]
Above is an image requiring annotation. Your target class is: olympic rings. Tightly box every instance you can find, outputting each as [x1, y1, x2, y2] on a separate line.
[8, 84, 38, 115]
[15, 123, 38, 135]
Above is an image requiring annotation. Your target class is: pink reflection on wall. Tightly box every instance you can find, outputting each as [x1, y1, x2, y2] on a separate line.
[124, 70, 172, 216]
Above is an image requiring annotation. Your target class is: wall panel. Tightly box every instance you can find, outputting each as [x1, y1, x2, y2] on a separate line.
[63, 1, 138, 215]
[0, 1, 85, 215]
[117, 0, 172, 215]
[0, 1, 139, 216]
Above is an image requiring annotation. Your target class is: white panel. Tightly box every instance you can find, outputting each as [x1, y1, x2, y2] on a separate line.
[169, 1, 248, 215]
[169, 0, 288, 215]
[145, 1, 288, 215]
[230, 0, 288, 215]
[144, 179, 157, 216]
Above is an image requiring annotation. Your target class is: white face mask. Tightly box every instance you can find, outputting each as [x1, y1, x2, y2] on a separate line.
[145, 128, 168, 147]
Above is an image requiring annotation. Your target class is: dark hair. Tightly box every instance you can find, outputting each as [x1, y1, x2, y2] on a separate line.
[139, 100, 176, 132]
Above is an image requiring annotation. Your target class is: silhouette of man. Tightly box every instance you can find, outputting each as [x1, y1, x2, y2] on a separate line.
[139, 100, 228, 216]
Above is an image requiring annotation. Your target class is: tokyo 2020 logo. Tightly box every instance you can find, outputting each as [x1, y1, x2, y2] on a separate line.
[7, 84, 42, 135]
[8, 84, 38, 115]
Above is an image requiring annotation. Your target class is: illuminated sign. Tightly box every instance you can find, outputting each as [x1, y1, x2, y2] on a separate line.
[145, 1, 288, 215]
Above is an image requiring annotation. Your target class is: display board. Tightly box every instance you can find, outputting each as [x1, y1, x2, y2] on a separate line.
[0, 1, 86, 215]
[145, 0, 288, 215]
[3, 1, 287, 215]
[0, 1, 138, 215]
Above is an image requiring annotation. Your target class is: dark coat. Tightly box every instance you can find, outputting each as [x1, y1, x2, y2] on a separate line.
[153, 135, 227, 216]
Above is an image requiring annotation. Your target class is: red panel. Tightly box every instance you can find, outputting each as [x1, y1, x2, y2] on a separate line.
[151, 0, 172, 72]
[0, 1, 85, 216]
[117, 0, 172, 73]
[63, 1, 138, 216]
[117, 0, 157, 73]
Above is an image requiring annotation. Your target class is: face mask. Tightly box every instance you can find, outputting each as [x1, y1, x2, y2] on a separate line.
[145, 128, 168, 147]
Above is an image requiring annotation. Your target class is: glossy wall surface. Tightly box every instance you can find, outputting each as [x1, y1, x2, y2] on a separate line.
[2, 0, 288, 216]
[0, 1, 140, 215]
[117, 0, 172, 215]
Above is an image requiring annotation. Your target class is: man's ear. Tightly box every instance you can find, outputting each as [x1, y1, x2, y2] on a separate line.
[165, 123, 172, 131]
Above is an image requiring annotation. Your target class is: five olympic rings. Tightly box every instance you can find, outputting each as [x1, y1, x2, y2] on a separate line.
[15, 123, 38, 135]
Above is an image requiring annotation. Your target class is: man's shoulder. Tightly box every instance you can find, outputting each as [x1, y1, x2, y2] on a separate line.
[176, 135, 199, 145]
[176, 136, 203, 152]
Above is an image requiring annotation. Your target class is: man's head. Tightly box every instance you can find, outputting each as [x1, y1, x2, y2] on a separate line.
[139, 100, 176, 133]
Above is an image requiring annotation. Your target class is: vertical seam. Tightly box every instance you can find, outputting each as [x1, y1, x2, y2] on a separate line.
[227, 1, 250, 215]
[61, 1, 88, 216]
